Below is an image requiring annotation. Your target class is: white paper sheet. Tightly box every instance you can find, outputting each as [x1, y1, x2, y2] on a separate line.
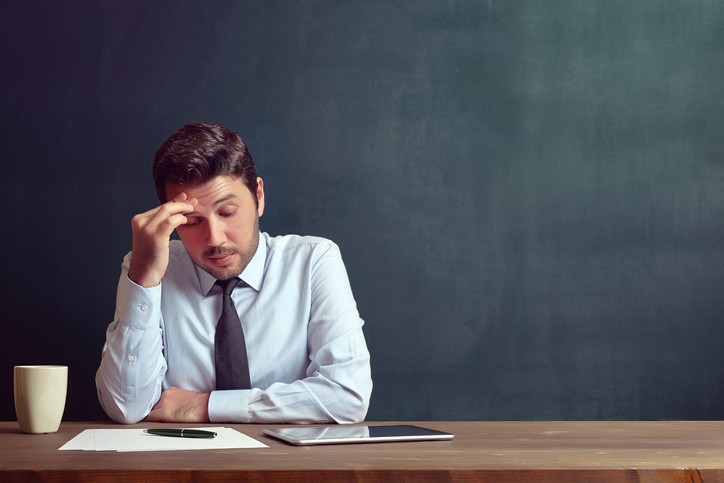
[58, 427, 268, 452]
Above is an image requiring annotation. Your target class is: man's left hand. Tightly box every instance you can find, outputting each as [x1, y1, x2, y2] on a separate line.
[146, 387, 210, 423]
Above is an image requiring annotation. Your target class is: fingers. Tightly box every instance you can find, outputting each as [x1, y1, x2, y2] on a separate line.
[145, 409, 162, 422]
[145, 388, 173, 422]
[145, 388, 210, 423]
[135, 197, 197, 232]
[128, 195, 198, 287]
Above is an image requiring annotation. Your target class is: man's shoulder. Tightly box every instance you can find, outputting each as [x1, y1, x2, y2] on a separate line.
[263, 234, 345, 277]
[265, 233, 338, 253]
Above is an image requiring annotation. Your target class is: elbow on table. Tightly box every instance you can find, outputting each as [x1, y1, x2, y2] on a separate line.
[96, 386, 150, 425]
[332, 384, 372, 424]
[99, 398, 147, 425]
[105, 407, 147, 425]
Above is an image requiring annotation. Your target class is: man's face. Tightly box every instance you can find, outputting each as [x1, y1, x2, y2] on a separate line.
[167, 175, 265, 281]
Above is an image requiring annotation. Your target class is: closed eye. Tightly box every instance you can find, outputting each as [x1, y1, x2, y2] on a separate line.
[219, 208, 238, 218]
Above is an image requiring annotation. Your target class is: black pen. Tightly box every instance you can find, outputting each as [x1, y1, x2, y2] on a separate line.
[145, 428, 217, 439]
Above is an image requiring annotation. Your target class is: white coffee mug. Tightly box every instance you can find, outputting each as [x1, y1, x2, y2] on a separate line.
[14, 365, 68, 434]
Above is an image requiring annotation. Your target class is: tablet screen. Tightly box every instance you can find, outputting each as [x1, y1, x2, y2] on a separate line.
[263, 424, 454, 446]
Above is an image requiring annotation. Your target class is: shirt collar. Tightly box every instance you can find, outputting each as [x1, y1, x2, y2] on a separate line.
[196, 233, 267, 295]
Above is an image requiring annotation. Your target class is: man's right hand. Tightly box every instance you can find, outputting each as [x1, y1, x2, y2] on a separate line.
[127, 193, 198, 288]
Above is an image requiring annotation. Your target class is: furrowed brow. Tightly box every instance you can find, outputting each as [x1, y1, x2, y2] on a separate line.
[211, 194, 239, 207]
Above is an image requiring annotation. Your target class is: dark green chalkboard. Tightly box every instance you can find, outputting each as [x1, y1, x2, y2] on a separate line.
[2, 0, 723, 422]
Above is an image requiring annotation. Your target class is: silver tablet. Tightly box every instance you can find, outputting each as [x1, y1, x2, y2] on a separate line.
[262, 424, 454, 446]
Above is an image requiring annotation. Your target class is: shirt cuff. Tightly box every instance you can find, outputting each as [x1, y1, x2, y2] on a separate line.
[115, 275, 162, 329]
[208, 389, 253, 423]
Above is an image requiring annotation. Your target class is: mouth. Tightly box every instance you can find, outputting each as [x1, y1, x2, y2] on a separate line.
[208, 254, 234, 266]
[205, 249, 238, 267]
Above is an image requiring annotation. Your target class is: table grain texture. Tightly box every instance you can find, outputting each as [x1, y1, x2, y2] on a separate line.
[1, 420, 723, 482]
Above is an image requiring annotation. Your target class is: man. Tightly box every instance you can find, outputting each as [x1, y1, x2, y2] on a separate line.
[96, 122, 372, 424]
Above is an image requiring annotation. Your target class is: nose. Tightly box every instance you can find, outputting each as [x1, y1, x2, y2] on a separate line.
[206, 217, 227, 246]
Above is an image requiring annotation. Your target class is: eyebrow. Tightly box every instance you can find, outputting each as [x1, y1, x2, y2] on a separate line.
[186, 194, 240, 217]
[211, 194, 240, 208]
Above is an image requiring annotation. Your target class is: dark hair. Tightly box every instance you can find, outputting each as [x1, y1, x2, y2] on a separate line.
[152, 122, 258, 204]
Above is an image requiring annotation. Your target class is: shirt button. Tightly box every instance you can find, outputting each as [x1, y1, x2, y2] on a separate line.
[139, 304, 149, 312]
[128, 355, 136, 362]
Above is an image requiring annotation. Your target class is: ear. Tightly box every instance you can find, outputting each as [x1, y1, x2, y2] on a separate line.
[256, 177, 265, 217]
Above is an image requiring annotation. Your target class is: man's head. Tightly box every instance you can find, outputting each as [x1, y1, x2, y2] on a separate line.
[153, 122, 258, 205]
[153, 122, 265, 280]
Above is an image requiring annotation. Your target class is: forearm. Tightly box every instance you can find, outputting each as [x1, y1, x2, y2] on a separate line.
[96, 270, 167, 424]
[100, 194, 196, 422]
[209, 372, 371, 424]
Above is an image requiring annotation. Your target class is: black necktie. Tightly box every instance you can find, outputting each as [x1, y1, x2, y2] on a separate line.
[214, 278, 251, 390]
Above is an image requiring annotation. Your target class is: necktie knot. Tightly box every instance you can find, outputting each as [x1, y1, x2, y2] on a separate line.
[219, 278, 240, 297]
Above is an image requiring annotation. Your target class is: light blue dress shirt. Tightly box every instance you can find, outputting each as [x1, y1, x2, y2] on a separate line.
[96, 233, 372, 424]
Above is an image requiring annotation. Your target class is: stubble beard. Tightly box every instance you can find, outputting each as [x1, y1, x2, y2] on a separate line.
[193, 217, 260, 281]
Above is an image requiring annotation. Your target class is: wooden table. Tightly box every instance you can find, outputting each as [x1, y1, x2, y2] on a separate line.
[2, 420, 724, 481]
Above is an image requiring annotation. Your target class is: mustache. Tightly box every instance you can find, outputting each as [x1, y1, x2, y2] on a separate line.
[203, 246, 239, 258]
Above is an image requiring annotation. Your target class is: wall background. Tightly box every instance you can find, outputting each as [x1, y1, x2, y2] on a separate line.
[2, 0, 723, 422]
